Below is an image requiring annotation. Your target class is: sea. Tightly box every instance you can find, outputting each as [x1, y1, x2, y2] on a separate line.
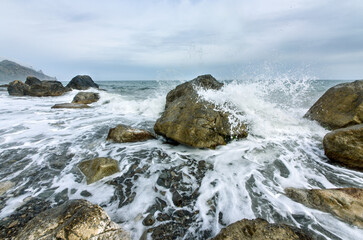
[0, 77, 362, 240]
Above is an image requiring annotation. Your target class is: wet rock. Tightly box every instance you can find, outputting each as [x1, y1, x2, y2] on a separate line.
[78, 157, 120, 184]
[66, 75, 99, 90]
[143, 213, 156, 226]
[323, 124, 363, 170]
[304, 80, 363, 129]
[172, 190, 183, 207]
[212, 218, 312, 240]
[107, 124, 155, 143]
[154, 74, 247, 148]
[285, 187, 363, 228]
[0, 84, 9, 87]
[15, 199, 130, 240]
[8, 77, 68, 97]
[51, 103, 91, 109]
[80, 190, 92, 197]
[0, 181, 15, 196]
[72, 92, 100, 104]
[25, 76, 42, 86]
[7, 80, 29, 96]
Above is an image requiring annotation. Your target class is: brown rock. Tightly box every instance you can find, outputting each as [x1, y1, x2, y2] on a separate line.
[323, 124, 363, 170]
[72, 92, 100, 104]
[304, 80, 363, 129]
[51, 103, 90, 109]
[0, 181, 15, 196]
[15, 199, 130, 240]
[79, 157, 120, 184]
[212, 218, 312, 240]
[7, 80, 29, 96]
[107, 124, 155, 143]
[285, 187, 363, 228]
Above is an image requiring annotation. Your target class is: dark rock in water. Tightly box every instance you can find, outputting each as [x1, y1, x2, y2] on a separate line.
[304, 80, 363, 129]
[285, 187, 363, 228]
[172, 190, 183, 207]
[212, 218, 312, 240]
[79, 157, 120, 184]
[0, 84, 9, 88]
[107, 124, 155, 143]
[7, 80, 29, 96]
[323, 124, 363, 170]
[8, 77, 68, 97]
[143, 213, 156, 226]
[51, 103, 90, 109]
[154, 74, 247, 148]
[25, 76, 42, 86]
[14, 199, 130, 240]
[72, 92, 100, 104]
[66, 75, 99, 90]
[80, 190, 93, 197]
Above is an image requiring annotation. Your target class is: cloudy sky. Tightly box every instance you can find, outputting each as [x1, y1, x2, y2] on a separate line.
[0, 0, 362, 80]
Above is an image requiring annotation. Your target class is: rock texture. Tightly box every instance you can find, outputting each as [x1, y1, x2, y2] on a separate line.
[212, 218, 312, 240]
[8, 77, 68, 97]
[285, 188, 363, 228]
[51, 103, 90, 109]
[72, 92, 100, 104]
[107, 124, 155, 143]
[79, 157, 120, 184]
[66, 75, 99, 90]
[304, 80, 363, 129]
[15, 199, 130, 240]
[0, 181, 14, 196]
[323, 124, 363, 170]
[154, 74, 247, 148]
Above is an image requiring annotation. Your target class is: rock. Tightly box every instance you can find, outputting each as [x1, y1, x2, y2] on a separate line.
[0, 181, 15, 196]
[14, 199, 130, 240]
[8, 77, 68, 97]
[304, 80, 363, 129]
[79, 157, 120, 184]
[0, 84, 9, 87]
[72, 92, 100, 104]
[51, 103, 91, 109]
[323, 124, 363, 170]
[7, 80, 29, 96]
[285, 187, 363, 228]
[25, 76, 42, 86]
[212, 218, 312, 240]
[66, 75, 99, 90]
[107, 124, 155, 143]
[154, 74, 247, 148]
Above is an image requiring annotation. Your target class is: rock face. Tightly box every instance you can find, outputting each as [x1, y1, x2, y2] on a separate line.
[66, 75, 99, 90]
[323, 124, 363, 170]
[212, 218, 312, 240]
[154, 74, 247, 148]
[304, 80, 363, 129]
[15, 199, 130, 240]
[285, 188, 363, 228]
[51, 103, 91, 109]
[72, 92, 100, 104]
[107, 124, 155, 143]
[79, 157, 120, 184]
[8, 77, 68, 97]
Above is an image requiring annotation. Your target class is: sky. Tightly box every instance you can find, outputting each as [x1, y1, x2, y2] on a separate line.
[0, 0, 362, 80]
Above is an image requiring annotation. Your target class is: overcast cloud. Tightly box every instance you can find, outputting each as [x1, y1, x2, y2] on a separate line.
[0, 0, 362, 80]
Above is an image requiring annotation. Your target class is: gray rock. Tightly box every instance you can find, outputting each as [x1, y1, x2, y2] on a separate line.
[51, 103, 90, 109]
[79, 157, 120, 184]
[66, 75, 99, 90]
[25, 76, 42, 86]
[72, 92, 100, 104]
[107, 124, 155, 143]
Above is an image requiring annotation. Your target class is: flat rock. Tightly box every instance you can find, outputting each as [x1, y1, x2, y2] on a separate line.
[79, 157, 120, 184]
[14, 199, 130, 240]
[212, 218, 312, 240]
[304, 80, 363, 129]
[107, 124, 155, 143]
[0, 181, 15, 196]
[66, 75, 99, 90]
[72, 92, 100, 104]
[323, 124, 363, 170]
[154, 74, 247, 149]
[51, 103, 90, 109]
[285, 187, 363, 228]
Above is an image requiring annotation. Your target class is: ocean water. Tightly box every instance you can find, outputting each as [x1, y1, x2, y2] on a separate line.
[0, 78, 362, 240]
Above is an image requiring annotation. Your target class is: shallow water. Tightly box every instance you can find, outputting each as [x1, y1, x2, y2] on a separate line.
[0, 78, 362, 239]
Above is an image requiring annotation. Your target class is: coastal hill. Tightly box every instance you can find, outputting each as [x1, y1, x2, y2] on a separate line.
[0, 60, 55, 83]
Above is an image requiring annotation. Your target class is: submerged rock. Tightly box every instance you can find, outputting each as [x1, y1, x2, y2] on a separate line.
[107, 124, 155, 143]
[285, 187, 363, 228]
[66, 75, 99, 90]
[154, 74, 247, 148]
[15, 199, 130, 240]
[72, 92, 100, 104]
[323, 124, 363, 170]
[79, 157, 120, 184]
[304, 80, 363, 129]
[212, 218, 312, 240]
[51, 103, 90, 109]
[8, 77, 68, 97]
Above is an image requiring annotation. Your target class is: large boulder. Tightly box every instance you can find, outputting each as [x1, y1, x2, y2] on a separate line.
[14, 199, 130, 240]
[66, 75, 99, 90]
[25, 76, 42, 86]
[107, 124, 155, 143]
[285, 188, 363, 228]
[72, 92, 100, 104]
[323, 124, 363, 170]
[212, 218, 312, 240]
[154, 74, 247, 148]
[304, 80, 363, 129]
[8, 77, 68, 97]
[79, 157, 120, 184]
[7, 80, 29, 96]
